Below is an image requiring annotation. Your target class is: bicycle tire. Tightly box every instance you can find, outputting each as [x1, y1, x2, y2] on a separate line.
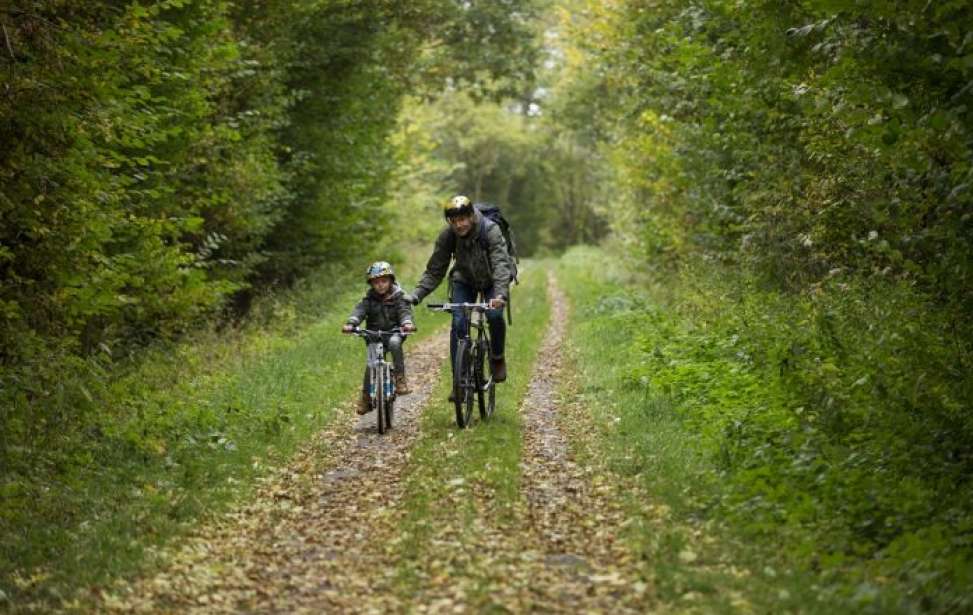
[473, 339, 489, 420]
[454, 339, 474, 428]
[385, 365, 395, 430]
[480, 338, 495, 419]
[375, 366, 387, 434]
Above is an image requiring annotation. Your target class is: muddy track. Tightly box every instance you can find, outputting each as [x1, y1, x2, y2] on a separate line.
[514, 272, 652, 611]
[103, 333, 449, 614]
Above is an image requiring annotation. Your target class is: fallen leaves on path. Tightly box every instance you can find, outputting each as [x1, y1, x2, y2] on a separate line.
[98, 273, 664, 613]
[99, 333, 449, 613]
[512, 272, 654, 612]
[366, 273, 657, 612]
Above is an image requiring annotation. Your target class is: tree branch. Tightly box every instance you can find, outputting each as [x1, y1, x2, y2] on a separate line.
[2, 22, 14, 60]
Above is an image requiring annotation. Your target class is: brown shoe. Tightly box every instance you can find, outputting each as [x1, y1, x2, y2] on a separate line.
[356, 396, 371, 415]
[395, 374, 411, 395]
[490, 356, 507, 383]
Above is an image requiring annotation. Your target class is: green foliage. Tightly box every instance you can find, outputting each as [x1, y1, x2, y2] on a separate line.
[390, 90, 609, 256]
[550, 3, 973, 608]
[0, 0, 544, 607]
[558, 245, 973, 612]
[560, 0, 973, 310]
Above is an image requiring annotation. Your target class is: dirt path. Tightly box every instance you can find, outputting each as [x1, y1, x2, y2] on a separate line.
[103, 274, 654, 613]
[511, 272, 653, 611]
[354, 273, 655, 612]
[103, 332, 449, 614]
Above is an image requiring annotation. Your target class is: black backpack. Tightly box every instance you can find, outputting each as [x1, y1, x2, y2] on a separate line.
[474, 202, 519, 285]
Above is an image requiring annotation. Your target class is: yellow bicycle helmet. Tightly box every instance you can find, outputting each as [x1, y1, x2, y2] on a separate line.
[443, 194, 474, 219]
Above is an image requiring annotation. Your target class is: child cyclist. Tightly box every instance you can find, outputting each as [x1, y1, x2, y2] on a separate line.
[342, 261, 417, 415]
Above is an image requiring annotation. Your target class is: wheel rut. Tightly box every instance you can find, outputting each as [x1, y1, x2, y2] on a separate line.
[382, 272, 654, 612]
[102, 273, 653, 613]
[103, 332, 449, 614]
[513, 271, 652, 611]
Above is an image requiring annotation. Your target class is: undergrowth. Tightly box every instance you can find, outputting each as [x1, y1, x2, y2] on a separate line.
[557, 245, 973, 614]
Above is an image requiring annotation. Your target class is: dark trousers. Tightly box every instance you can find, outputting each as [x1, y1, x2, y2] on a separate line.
[450, 280, 505, 368]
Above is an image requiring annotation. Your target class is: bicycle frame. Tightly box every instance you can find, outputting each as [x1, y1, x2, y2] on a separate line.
[365, 338, 393, 402]
[347, 327, 405, 434]
[427, 302, 496, 427]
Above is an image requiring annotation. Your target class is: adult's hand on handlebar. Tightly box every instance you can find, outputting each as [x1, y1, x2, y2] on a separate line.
[489, 296, 506, 310]
[341, 324, 355, 333]
[401, 322, 417, 333]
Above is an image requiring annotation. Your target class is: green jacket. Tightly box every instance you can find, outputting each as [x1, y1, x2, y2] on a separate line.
[346, 284, 414, 331]
[413, 212, 512, 302]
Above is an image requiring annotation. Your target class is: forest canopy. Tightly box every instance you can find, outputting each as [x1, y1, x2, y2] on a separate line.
[0, 0, 541, 369]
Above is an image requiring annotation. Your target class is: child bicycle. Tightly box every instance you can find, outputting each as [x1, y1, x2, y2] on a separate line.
[344, 326, 409, 434]
[427, 302, 496, 428]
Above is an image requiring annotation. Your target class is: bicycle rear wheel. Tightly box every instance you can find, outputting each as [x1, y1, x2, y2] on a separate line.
[454, 339, 474, 428]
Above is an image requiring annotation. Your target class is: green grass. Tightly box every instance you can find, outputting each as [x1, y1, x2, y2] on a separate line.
[0, 251, 441, 611]
[556, 244, 973, 614]
[390, 261, 550, 604]
[555, 246, 850, 614]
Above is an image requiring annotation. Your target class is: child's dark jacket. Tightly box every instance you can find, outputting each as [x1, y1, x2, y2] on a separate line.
[346, 284, 414, 331]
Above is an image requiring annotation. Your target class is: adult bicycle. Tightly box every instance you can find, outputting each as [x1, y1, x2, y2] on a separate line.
[427, 302, 496, 428]
[344, 327, 408, 434]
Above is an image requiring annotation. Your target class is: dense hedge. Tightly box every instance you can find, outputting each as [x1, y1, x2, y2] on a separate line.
[550, 0, 973, 607]
[0, 0, 539, 435]
[0, 1, 541, 598]
[563, 1, 973, 306]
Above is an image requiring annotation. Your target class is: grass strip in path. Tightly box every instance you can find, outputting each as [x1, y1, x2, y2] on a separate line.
[387, 261, 551, 610]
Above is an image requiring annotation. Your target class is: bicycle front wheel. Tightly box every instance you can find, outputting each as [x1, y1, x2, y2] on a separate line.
[475, 339, 495, 420]
[385, 366, 395, 430]
[454, 339, 474, 428]
[375, 368, 387, 434]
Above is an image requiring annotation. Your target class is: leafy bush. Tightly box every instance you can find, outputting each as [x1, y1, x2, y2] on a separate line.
[560, 245, 973, 612]
[0, 0, 544, 606]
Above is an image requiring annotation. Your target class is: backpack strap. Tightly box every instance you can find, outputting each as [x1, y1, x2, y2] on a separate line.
[476, 218, 513, 324]
[477, 215, 493, 251]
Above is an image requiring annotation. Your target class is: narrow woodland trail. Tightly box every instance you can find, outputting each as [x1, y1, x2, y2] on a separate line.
[102, 273, 654, 613]
[387, 273, 653, 612]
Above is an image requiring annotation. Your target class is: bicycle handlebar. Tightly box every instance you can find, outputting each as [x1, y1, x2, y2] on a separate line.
[427, 302, 491, 312]
[344, 326, 411, 338]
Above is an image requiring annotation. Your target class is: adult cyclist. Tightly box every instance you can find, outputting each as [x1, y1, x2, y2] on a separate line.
[407, 195, 512, 391]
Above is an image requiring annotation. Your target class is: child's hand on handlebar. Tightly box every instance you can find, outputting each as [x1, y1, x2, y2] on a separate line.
[342, 324, 355, 333]
[402, 322, 417, 333]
